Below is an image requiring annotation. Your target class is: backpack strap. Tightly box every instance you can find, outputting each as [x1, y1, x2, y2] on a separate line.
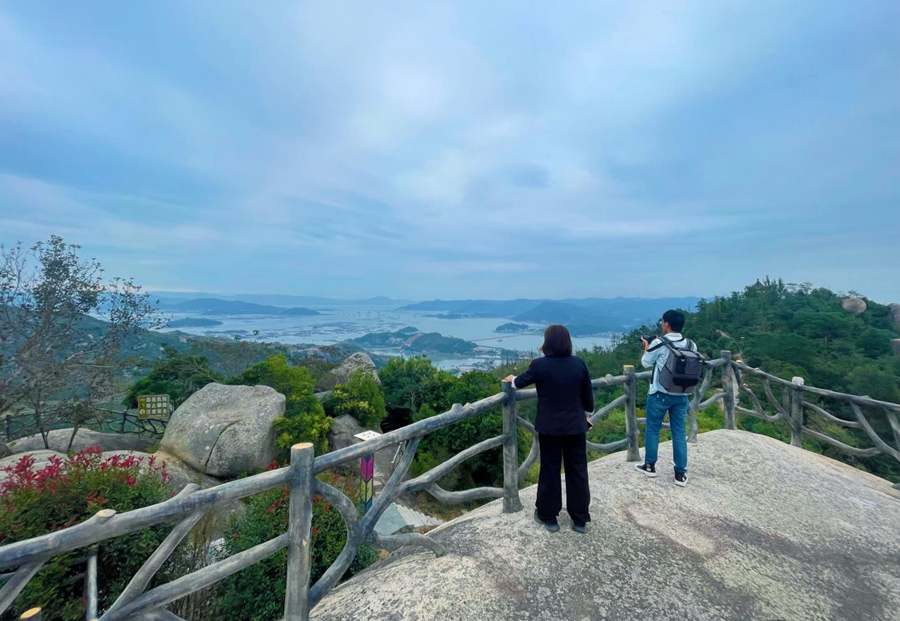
[647, 335, 683, 352]
[655, 335, 687, 357]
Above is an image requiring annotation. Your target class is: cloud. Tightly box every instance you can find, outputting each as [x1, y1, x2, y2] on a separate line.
[0, 0, 898, 300]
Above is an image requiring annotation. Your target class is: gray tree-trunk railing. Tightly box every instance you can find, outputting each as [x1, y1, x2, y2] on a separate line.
[1, 351, 899, 620]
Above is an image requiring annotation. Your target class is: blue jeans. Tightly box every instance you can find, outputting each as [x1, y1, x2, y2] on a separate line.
[643, 392, 689, 474]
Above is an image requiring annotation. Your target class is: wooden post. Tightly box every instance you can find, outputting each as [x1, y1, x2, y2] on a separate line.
[623, 365, 641, 462]
[85, 545, 98, 621]
[790, 384, 804, 448]
[721, 351, 737, 430]
[19, 608, 41, 620]
[284, 443, 315, 621]
[501, 382, 523, 513]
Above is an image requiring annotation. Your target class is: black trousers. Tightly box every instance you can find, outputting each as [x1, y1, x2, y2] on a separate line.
[536, 433, 591, 526]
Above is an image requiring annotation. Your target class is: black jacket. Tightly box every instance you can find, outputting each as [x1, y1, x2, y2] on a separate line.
[514, 355, 594, 435]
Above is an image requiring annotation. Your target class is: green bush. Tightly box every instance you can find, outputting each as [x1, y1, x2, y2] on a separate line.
[124, 346, 221, 408]
[229, 355, 332, 457]
[216, 470, 378, 621]
[328, 370, 387, 429]
[0, 448, 173, 620]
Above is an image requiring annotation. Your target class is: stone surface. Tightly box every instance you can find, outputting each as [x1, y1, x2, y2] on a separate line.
[889, 303, 900, 328]
[316, 353, 379, 391]
[313, 430, 900, 621]
[159, 383, 285, 478]
[0, 442, 10, 459]
[8, 429, 155, 455]
[891, 339, 900, 356]
[841, 297, 867, 315]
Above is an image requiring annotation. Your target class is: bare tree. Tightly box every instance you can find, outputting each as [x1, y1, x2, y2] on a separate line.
[0, 236, 163, 449]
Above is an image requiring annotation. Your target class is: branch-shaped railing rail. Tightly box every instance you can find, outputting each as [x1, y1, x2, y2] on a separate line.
[1, 350, 899, 620]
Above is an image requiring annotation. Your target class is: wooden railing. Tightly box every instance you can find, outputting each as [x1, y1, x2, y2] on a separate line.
[1, 351, 899, 620]
[3, 410, 167, 443]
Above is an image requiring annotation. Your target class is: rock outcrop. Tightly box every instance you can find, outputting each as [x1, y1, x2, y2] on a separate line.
[0, 442, 10, 459]
[890, 303, 900, 329]
[891, 339, 900, 356]
[316, 353, 379, 391]
[159, 383, 285, 478]
[7, 429, 155, 456]
[313, 430, 900, 621]
[841, 297, 867, 315]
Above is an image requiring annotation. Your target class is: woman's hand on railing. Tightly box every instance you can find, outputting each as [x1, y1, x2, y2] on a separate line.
[503, 375, 515, 383]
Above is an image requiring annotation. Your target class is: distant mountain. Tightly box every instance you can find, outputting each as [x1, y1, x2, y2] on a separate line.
[150, 292, 413, 308]
[160, 298, 322, 316]
[399, 296, 701, 334]
[399, 299, 543, 315]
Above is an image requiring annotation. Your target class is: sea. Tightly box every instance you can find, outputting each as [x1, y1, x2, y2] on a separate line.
[158, 307, 614, 373]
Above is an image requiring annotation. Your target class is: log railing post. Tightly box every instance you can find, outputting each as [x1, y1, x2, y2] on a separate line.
[790, 379, 804, 448]
[284, 443, 315, 621]
[721, 351, 737, 430]
[501, 382, 523, 513]
[84, 545, 98, 620]
[19, 608, 41, 620]
[623, 365, 641, 462]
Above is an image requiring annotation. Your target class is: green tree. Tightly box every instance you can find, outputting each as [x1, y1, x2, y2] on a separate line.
[328, 370, 387, 429]
[230, 355, 332, 456]
[0, 236, 163, 449]
[124, 346, 222, 408]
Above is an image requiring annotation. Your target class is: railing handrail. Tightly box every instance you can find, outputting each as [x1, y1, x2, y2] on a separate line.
[2, 352, 900, 619]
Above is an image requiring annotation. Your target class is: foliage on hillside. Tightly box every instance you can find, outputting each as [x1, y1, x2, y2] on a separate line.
[123, 346, 222, 408]
[216, 469, 377, 620]
[322, 370, 387, 429]
[0, 448, 173, 620]
[228, 355, 332, 456]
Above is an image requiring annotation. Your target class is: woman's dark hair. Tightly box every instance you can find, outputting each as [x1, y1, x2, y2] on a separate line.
[540, 324, 573, 357]
[662, 309, 686, 332]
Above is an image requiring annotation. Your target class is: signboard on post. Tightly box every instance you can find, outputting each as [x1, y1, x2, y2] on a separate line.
[138, 394, 172, 420]
[354, 430, 381, 512]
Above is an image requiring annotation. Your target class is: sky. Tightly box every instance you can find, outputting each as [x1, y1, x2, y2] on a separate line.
[1, 1, 898, 302]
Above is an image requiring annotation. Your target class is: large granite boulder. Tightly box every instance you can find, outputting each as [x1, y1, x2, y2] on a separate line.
[313, 430, 900, 621]
[841, 297, 867, 315]
[316, 353, 379, 391]
[159, 383, 285, 478]
[328, 414, 367, 452]
[889, 303, 900, 329]
[8, 429, 155, 456]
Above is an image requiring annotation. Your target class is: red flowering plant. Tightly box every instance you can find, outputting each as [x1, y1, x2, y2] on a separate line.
[0, 446, 174, 621]
[216, 469, 378, 620]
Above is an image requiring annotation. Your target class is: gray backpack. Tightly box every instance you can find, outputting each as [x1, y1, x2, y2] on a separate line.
[649, 336, 704, 393]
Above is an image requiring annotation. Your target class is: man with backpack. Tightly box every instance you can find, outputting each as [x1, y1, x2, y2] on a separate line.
[635, 309, 703, 487]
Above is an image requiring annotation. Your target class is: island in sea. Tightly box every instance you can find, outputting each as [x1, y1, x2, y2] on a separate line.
[495, 322, 530, 333]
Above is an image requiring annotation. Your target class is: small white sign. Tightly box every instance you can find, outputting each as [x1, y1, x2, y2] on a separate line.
[354, 430, 382, 442]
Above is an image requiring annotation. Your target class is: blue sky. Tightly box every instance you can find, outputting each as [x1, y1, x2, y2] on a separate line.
[1, 1, 898, 302]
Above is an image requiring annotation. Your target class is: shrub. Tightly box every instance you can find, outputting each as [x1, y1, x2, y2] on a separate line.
[329, 370, 387, 429]
[0, 448, 173, 621]
[229, 355, 333, 457]
[216, 469, 378, 620]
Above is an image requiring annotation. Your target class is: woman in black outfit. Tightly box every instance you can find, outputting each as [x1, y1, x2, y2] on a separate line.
[504, 325, 594, 533]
